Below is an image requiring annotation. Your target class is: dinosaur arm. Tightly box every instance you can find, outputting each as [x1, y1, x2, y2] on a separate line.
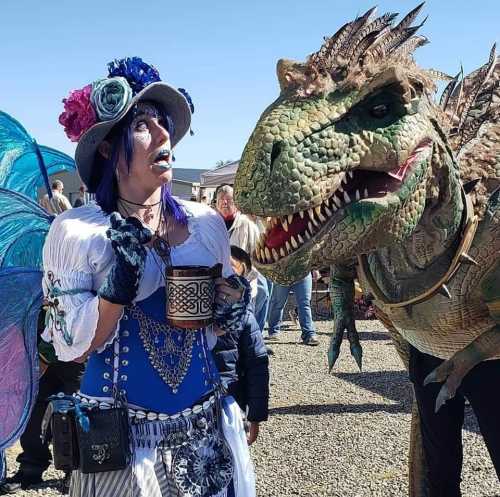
[328, 263, 362, 371]
[330, 263, 356, 318]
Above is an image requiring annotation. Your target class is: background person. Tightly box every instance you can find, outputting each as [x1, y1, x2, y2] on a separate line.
[266, 272, 319, 346]
[39, 180, 72, 215]
[215, 185, 271, 333]
[212, 245, 270, 446]
[72, 185, 88, 208]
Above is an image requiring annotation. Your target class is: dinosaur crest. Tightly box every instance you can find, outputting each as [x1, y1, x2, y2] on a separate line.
[440, 46, 500, 190]
[283, 4, 436, 97]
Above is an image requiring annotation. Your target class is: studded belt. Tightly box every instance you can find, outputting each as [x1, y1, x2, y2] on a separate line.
[74, 393, 216, 421]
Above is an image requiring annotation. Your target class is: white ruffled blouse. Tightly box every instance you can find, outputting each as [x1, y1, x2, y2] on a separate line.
[41, 200, 233, 362]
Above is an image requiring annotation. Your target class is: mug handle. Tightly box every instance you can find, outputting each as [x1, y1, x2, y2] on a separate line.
[210, 263, 223, 278]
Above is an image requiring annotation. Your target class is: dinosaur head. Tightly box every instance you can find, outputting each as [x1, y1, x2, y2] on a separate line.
[234, 5, 445, 284]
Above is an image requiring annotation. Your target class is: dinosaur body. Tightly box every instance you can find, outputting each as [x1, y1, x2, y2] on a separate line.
[234, 5, 499, 494]
[359, 192, 499, 359]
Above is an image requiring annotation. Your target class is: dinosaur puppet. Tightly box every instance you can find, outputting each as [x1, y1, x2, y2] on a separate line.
[233, 4, 499, 495]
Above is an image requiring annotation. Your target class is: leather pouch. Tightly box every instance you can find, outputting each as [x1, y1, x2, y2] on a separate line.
[75, 407, 131, 474]
[42, 397, 79, 472]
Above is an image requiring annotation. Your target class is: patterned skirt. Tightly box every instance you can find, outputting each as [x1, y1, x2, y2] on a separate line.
[69, 448, 232, 497]
[69, 396, 253, 497]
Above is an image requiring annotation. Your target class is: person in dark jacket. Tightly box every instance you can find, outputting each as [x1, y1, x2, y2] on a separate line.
[212, 246, 270, 445]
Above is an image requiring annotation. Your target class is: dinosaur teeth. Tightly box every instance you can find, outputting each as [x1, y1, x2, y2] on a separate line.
[290, 236, 298, 249]
[343, 191, 351, 203]
[256, 247, 263, 262]
[363, 188, 369, 198]
[288, 214, 293, 224]
[333, 196, 342, 208]
[299, 211, 304, 219]
[316, 208, 327, 223]
[304, 230, 311, 240]
[355, 189, 360, 201]
[324, 205, 333, 216]
[280, 247, 286, 258]
[297, 233, 304, 244]
[308, 221, 315, 234]
[348, 171, 354, 179]
[286, 241, 292, 253]
[282, 218, 289, 232]
[264, 246, 271, 261]
[272, 248, 279, 262]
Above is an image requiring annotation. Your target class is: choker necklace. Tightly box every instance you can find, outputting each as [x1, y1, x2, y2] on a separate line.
[118, 196, 161, 208]
[118, 197, 162, 225]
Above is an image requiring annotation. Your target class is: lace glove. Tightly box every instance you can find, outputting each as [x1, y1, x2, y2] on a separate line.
[98, 213, 152, 306]
[214, 275, 251, 333]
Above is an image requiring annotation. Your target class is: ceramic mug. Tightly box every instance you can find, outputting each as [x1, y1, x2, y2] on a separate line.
[165, 264, 222, 329]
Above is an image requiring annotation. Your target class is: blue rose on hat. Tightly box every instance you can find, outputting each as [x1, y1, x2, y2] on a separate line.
[91, 77, 132, 121]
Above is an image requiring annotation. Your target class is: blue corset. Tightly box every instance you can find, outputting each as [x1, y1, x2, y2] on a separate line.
[80, 288, 218, 414]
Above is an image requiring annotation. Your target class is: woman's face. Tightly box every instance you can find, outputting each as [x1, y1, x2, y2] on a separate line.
[116, 102, 173, 191]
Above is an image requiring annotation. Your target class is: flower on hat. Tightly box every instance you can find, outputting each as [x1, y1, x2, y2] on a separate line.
[107, 57, 161, 94]
[91, 77, 133, 122]
[59, 84, 97, 142]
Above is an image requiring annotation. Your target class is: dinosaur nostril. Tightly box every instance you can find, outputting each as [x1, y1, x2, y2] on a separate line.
[270, 141, 284, 172]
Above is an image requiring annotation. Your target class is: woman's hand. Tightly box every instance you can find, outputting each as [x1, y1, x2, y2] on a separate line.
[213, 275, 251, 334]
[213, 277, 245, 335]
[214, 277, 245, 306]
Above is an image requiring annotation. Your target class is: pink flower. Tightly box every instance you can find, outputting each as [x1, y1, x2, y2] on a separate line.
[58, 84, 97, 142]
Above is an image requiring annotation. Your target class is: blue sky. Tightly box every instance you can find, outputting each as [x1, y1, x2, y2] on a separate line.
[1, 0, 498, 170]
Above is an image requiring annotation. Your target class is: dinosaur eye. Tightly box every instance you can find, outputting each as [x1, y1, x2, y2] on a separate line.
[370, 104, 389, 118]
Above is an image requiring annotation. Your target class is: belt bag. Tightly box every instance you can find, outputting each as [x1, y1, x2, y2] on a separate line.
[43, 396, 131, 474]
[76, 406, 131, 474]
[41, 398, 80, 472]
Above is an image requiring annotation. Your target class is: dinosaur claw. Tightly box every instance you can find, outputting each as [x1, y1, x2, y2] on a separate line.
[350, 344, 363, 371]
[423, 370, 438, 386]
[328, 346, 340, 374]
[434, 384, 453, 413]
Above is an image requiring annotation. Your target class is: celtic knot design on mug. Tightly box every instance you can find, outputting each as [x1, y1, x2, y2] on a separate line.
[167, 279, 214, 318]
[165, 264, 222, 329]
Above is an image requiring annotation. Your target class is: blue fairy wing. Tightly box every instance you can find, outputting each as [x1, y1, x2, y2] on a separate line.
[0, 267, 42, 452]
[0, 188, 52, 269]
[0, 111, 75, 201]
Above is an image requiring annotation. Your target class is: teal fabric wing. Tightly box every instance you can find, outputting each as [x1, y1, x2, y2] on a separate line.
[0, 188, 52, 270]
[0, 111, 75, 200]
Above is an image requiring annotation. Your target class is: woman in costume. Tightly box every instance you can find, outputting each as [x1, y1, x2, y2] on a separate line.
[42, 57, 255, 497]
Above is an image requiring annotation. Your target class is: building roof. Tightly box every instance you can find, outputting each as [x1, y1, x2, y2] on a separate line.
[172, 168, 209, 184]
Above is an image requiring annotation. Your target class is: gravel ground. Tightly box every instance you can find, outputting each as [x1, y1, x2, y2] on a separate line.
[3, 319, 500, 496]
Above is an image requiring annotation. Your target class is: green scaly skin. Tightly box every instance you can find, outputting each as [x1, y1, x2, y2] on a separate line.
[234, 62, 500, 411]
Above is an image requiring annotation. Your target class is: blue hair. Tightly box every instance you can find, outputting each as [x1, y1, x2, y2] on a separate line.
[93, 102, 188, 225]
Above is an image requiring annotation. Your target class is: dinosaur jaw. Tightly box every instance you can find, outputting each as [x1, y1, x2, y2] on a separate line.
[254, 139, 432, 266]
